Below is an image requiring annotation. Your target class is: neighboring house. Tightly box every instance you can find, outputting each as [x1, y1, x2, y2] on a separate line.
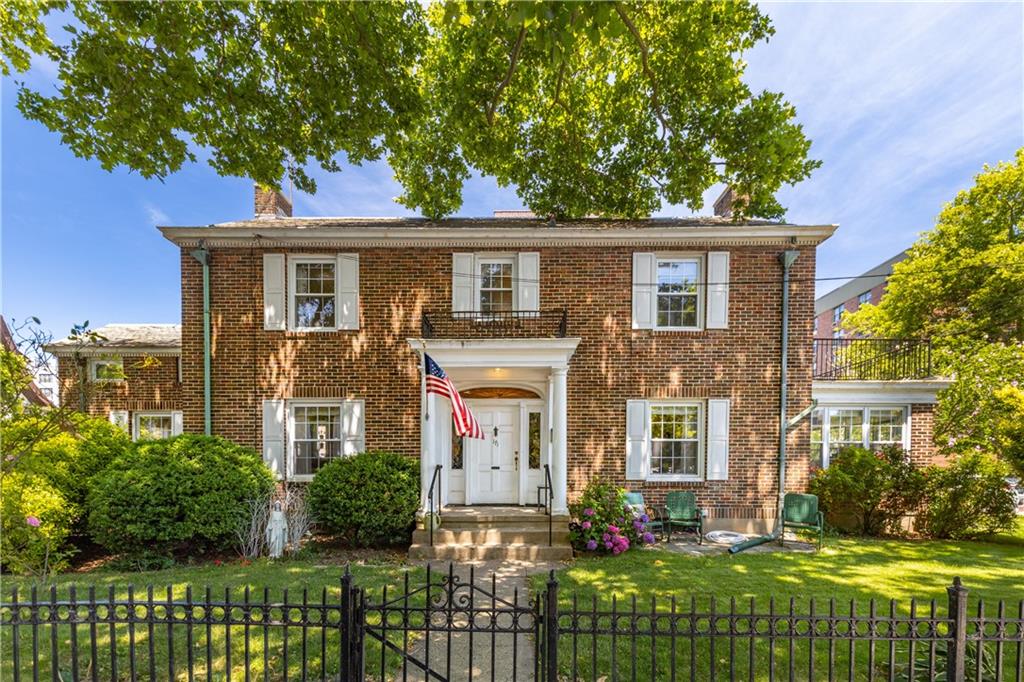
[1, 316, 53, 407]
[33, 357, 60, 406]
[45, 324, 183, 440]
[814, 250, 907, 337]
[811, 250, 949, 469]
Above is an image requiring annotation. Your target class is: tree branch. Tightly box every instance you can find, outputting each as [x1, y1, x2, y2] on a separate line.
[486, 25, 526, 126]
[614, 3, 674, 141]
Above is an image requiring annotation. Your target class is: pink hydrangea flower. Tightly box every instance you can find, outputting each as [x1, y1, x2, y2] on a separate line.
[25, 516, 40, 527]
[607, 525, 620, 534]
[581, 520, 591, 530]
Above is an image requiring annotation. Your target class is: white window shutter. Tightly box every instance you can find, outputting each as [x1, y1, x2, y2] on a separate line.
[108, 410, 129, 433]
[517, 252, 540, 312]
[452, 254, 475, 312]
[263, 254, 286, 330]
[336, 253, 359, 330]
[262, 399, 286, 479]
[342, 400, 365, 456]
[625, 399, 649, 480]
[707, 398, 730, 480]
[632, 253, 655, 329]
[171, 411, 184, 436]
[706, 252, 730, 329]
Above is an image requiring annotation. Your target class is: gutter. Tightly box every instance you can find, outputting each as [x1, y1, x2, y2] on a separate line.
[189, 242, 212, 436]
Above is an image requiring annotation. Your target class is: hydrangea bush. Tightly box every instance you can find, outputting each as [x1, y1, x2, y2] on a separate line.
[568, 479, 655, 555]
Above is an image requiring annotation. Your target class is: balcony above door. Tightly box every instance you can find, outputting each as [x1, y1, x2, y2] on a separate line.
[421, 308, 568, 339]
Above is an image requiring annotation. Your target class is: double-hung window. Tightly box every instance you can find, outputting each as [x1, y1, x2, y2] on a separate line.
[90, 357, 124, 382]
[656, 258, 701, 329]
[810, 406, 909, 467]
[135, 412, 174, 440]
[649, 402, 703, 479]
[290, 257, 337, 330]
[477, 257, 515, 314]
[288, 401, 364, 479]
[858, 291, 872, 306]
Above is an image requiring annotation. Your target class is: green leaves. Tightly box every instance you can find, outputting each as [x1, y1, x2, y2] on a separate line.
[6, 1, 819, 219]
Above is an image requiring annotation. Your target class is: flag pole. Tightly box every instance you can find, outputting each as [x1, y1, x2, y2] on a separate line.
[419, 344, 428, 422]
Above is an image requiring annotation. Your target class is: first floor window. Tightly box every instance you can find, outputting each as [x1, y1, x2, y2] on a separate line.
[291, 258, 337, 329]
[811, 406, 909, 467]
[289, 401, 364, 478]
[134, 412, 174, 440]
[656, 258, 700, 329]
[650, 403, 702, 478]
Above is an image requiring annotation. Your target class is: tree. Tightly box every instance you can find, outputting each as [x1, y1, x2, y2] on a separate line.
[3, 1, 818, 219]
[845, 150, 1024, 345]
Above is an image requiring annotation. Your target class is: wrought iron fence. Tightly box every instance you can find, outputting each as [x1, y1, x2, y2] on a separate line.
[814, 337, 933, 381]
[2, 570, 1020, 681]
[421, 309, 568, 339]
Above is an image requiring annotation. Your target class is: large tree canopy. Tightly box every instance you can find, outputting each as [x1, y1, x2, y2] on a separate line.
[3, 0, 818, 219]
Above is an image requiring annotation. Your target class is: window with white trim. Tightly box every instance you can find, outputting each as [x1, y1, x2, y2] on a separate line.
[288, 401, 364, 479]
[858, 291, 872, 306]
[134, 412, 173, 440]
[811, 406, 909, 467]
[90, 357, 124, 382]
[477, 257, 515, 313]
[649, 402, 703, 479]
[656, 258, 701, 329]
[290, 257, 337, 330]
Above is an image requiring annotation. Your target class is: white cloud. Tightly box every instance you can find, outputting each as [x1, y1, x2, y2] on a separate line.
[144, 203, 170, 225]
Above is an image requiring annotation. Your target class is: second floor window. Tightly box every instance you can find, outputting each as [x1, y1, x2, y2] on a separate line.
[90, 357, 124, 382]
[656, 258, 701, 329]
[478, 258, 514, 313]
[291, 258, 336, 330]
[858, 291, 872, 306]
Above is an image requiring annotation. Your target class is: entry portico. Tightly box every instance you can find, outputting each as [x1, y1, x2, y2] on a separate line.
[408, 337, 580, 515]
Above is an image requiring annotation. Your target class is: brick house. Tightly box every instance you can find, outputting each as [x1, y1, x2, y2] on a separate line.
[51, 186, 949, 545]
[45, 324, 183, 440]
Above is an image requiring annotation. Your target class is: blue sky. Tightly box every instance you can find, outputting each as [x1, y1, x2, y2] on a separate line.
[2, 2, 1022, 341]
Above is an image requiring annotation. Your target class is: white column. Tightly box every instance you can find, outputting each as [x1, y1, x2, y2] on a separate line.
[421, 391, 437, 513]
[551, 365, 569, 515]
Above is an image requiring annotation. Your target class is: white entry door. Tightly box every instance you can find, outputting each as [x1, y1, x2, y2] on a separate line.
[469, 405, 519, 504]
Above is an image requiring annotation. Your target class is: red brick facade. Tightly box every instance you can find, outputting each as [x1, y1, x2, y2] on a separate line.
[55, 354, 181, 419]
[178, 244, 817, 525]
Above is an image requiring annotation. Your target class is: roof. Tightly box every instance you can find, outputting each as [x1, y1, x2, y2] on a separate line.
[160, 216, 838, 248]
[45, 323, 181, 356]
[1, 316, 53, 407]
[815, 250, 908, 316]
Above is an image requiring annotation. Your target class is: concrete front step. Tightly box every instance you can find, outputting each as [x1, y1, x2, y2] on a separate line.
[408, 543, 574, 561]
[412, 527, 570, 546]
[436, 509, 570, 527]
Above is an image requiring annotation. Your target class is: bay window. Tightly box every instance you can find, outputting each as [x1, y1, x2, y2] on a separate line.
[810, 406, 909, 467]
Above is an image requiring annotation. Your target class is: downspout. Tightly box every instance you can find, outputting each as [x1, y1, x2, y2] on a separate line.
[189, 242, 212, 436]
[730, 249, 800, 554]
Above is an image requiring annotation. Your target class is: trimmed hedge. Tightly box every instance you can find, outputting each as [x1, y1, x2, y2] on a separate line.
[307, 451, 419, 546]
[87, 435, 274, 561]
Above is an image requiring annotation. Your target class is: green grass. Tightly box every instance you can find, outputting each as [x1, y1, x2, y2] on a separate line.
[2, 557, 426, 681]
[531, 535, 1024, 680]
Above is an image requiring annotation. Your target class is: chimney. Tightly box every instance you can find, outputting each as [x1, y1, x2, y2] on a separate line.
[254, 184, 293, 218]
[713, 186, 749, 219]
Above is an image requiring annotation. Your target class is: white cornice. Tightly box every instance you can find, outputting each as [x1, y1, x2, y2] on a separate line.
[160, 224, 837, 249]
[812, 379, 952, 405]
[407, 337, 581, 368]
[45, 347, 181, 357]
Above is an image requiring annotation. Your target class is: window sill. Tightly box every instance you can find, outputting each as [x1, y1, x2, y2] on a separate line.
[287, 326, 342, 333]
[651, 327, 705, 333]
[646, 475, 704, 483]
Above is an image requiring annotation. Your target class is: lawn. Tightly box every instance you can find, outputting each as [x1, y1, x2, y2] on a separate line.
[531, 533, 1024, 680]
[1, 556, 426, 681]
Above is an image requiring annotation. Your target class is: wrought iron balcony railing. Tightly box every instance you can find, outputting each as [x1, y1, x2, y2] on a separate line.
[421, 309, 568, 339]
[813, 337, 933, 381]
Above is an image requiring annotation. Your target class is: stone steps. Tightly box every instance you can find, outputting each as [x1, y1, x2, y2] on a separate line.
[408, 506, 574, 562]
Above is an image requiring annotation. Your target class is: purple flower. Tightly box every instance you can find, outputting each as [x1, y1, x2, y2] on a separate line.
[586, 539, 598, 551]
[607, 525, 620, 534]
[643, 532, 656, 544]
[604, 541, 613, 549]
[602, 533, 611, 542]
[633, 520, 644, 530]
[25, 516, 40, 528]
[639, 514, 649, 523]
[581, 521, 592, 530]
[583, 508, 595, 517]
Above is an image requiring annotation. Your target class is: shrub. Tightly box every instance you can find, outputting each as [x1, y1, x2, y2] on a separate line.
[568, 479, 656, 554]
[0, 471, 76, 575]
[307, 451, 419, 546]
[87, 435, 275, 562]
[809, 445, 926, 536]
[916, 452, 1017, 539]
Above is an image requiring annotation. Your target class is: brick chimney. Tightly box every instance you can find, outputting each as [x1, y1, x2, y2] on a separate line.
[713, 186, 748, 219]
[254, 184, 293, 218]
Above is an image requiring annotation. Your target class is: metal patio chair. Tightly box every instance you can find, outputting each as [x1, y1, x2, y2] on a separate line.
[664, 491, 703, 544]
[781, 492, 824, 551]
[624, 491, 665, 540]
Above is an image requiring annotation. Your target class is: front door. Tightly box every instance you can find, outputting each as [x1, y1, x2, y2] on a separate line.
[469, 405, 518, 504]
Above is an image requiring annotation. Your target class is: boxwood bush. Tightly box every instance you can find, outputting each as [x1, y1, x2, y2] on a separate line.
[916, 452, 1016, 539]
[87, 435, 274, 562]
[307, 451, 419, 546]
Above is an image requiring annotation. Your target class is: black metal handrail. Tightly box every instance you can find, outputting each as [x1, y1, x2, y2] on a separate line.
[813, 337, 933, 381]
[421, 308, 568, 339]
[543, 464, 553, 546]
[427, 464, 442, 546]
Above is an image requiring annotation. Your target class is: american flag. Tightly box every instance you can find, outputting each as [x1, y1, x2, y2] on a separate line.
[424, 354, 485, 439]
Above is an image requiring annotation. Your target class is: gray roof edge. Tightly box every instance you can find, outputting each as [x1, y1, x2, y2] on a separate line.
[815, 250, 909, 315]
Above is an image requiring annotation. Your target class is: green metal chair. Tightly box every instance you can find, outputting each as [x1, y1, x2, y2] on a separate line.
[624, 492, 665, 540]
[781, 492, 824, 550]
[664, 491, 703, 544]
